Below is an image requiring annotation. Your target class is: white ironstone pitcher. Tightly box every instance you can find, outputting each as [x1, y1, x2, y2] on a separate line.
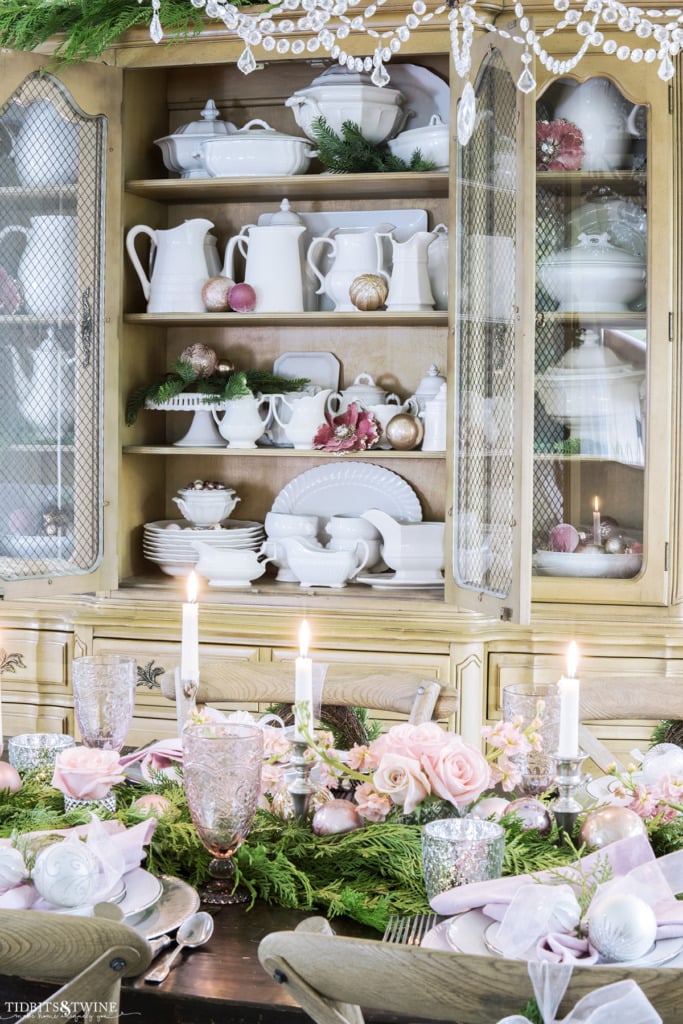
[126, 218, 215, 313]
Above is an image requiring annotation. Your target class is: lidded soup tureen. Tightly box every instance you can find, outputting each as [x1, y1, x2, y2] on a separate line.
[155, 99, 235, 179]
[537, 232, 646, 313]
[285, 66, 407, 144]
[535, 329, 645, 464]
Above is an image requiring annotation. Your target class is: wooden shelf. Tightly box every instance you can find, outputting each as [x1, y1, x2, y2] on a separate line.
[124, 310, 449, 327]
[122, 445, 446, 457]
[125, 171, 449, 203]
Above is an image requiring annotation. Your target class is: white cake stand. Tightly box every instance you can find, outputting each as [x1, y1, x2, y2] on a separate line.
[145, 393, 226, 447]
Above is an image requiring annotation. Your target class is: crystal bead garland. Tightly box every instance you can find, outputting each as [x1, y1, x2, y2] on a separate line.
[148, 0, 683, 112]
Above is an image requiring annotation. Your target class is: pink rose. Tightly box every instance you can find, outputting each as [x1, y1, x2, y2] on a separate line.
[52, 747, 125, 800]
[373, 751, 431, 814]
[371, 722, 449, 762]
[421, 736, 491, 809]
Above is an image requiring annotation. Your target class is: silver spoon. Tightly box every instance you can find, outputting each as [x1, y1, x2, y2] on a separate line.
[144, 911, 214, 983]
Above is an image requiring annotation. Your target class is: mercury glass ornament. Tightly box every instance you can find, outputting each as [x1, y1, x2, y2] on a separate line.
[312, 798, 364, 835]
[578, 806, 647, 850]
[385, 413, 424, 450]
[180, 342, 218, 377]
[505, 797, 553, 836]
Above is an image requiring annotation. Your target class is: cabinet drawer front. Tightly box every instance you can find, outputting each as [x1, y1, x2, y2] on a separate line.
[91, 638, 262, 710]
[4, 706, 71, 736]
[1, 630, 70, 697]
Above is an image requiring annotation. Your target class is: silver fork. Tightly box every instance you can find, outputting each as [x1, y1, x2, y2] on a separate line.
[382, 912, 437, 945]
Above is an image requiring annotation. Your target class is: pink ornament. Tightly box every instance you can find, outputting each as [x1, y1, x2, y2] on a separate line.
[505, 797, 553, 835]
[548, 523, 580, 553]
[312, 798, 364, 835]
[0, 762, 22, 793]
[133, 793, 172, 818]
[202, 275, 235, 312]
[228, 282, 257, 313]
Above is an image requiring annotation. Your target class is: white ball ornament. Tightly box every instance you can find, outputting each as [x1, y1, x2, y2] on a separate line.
[312, 799, 364, 836]
[32, 842, 101, 908]
[588, 893, 657, 962]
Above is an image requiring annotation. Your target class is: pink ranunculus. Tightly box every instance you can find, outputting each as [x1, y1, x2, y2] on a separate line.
[421, 735, 491, 809]
[372, 751, 431, 814]
[52, 747, 125, 800]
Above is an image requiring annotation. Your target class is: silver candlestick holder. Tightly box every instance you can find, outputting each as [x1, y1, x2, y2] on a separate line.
[174, 667, 199, 733]
[552, 750, 588, 835]
[288, 739, 314, 820]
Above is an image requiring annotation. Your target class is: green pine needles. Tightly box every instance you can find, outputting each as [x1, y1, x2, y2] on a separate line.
[311, 116, 437, 174]
[0, 0, 232, 64]
[125, 360, 309, 425]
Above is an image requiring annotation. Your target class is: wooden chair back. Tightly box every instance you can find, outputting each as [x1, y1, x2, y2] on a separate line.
[258, 920, 683, 1024]
[579, 674, 683, 771]
[161, 662, 457, 733]
[0, 908, 153, 1023]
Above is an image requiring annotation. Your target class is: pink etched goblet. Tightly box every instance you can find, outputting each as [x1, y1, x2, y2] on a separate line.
[182, 721, 263, 905]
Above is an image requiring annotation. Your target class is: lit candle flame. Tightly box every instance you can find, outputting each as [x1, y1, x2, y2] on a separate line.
[567, 640, 579, 679]
[187, 570, 198, 604]
[594, 495, 600, 513]
[299, 619, 310, 659]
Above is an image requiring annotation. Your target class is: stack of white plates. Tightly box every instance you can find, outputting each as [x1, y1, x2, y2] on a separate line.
[143, 519, 265, 577]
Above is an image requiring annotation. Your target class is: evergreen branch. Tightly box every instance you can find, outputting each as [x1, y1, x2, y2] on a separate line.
[311, 116, 436, 174]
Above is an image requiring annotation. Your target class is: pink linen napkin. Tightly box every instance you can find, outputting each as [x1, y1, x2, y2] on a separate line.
[119, 738, 183, 781]
[429, 833, 683, 965]
[0, 815, 157, 912]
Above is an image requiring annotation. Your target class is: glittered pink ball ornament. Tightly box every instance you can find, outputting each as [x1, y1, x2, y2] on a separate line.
[201, 274, 235, 312]
[505, 797, 553, 836]
[133, 793, 172, 818]
[312, 798, 364, 836]
[228, 282, 257, 313]
[578, 806, 648, 851]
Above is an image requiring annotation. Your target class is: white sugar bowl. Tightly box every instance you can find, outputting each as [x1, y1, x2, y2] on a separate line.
[387, 115, 450, 170]
[173, 486, 240, 527]
[336, 372, 387, 413]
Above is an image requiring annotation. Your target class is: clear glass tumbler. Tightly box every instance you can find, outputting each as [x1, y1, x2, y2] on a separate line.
[502, 682, 561, 794]
[72, 654, 137, 751]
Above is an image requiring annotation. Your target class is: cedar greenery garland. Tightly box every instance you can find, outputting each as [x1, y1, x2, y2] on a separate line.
[1, 772, 586, 934]
[0, 0, 225, 64]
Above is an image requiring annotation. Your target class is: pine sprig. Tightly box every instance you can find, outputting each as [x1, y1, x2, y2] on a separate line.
[125, 360, 309, 425]
[311, 116, 437, 174]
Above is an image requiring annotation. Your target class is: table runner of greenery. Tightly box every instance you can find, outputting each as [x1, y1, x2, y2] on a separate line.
[2, 774, 682, 934]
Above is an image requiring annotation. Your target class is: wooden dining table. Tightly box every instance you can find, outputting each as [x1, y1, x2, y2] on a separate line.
[2, 899, 402, 1024]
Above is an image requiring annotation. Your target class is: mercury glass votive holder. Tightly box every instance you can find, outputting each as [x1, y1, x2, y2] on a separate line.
[421, 818, 506, 902]
[64, 792, 117, 814]
[8, 733, 76, 775]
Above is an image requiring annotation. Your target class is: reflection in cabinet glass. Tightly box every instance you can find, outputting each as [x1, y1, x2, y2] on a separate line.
[0, 73, 105, 582]
[533, 77, 647, 582]
[453, 49, 518, 600]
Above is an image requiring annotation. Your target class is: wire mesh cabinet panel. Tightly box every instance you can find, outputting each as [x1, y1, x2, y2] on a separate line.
[0, 60, 120, 596]
[451, 43, 534, 623]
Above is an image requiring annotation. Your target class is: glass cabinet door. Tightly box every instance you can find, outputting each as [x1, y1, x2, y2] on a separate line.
[532, 71, 669, 604]
[0, 59, 118, 595]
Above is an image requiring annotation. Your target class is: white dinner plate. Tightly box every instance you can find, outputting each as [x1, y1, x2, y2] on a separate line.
[485, 920, 683, 969]
[385, 63, 450, 128]
[126, 875, 200, 939]
[273, 351, 341, 392]
[145, 519, 263, 535]
[271, 462, 422, 521]
[118, 867, 164, 917]
[532, 550, 642, 579]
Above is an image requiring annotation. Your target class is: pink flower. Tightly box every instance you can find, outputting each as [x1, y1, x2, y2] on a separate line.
[354, 781, 393, 823]
[536, 118, 584, 171]
[263, 727, 290, 762]
[313, 402, 380, 453]
[421, 735, 491, 809]
[347, 744, 380, 772]
[52, 747, 125, 800]
[372, 751, 431, 814]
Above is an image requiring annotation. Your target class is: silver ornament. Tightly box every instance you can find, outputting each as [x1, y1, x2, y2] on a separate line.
[587, 893, 657, 962]
[312, 798, 363, 836]
[505, 797, 553, 836]
[578, 806, 647, 851]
